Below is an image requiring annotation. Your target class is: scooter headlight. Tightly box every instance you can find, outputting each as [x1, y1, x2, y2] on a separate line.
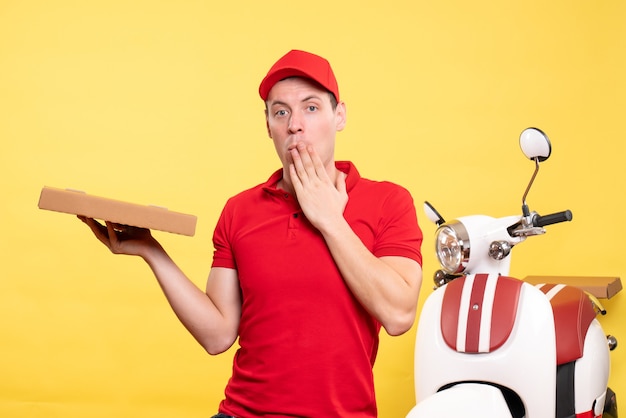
[435, 221, 470, 274]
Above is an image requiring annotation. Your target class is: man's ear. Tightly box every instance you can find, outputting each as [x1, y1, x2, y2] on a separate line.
[265, 109, 272, 138]
[335, 101, 347, 132]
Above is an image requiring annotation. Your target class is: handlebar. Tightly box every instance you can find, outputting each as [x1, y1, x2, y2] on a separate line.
[533, 210, 573, 227]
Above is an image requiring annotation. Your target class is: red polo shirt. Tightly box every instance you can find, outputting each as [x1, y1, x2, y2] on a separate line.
[212, 161, 422, 417]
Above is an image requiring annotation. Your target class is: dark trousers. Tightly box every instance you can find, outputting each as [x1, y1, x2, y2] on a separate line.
[211, 414, 236, 418]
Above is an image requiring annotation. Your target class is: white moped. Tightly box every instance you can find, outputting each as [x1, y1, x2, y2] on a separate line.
[407, 128, 619, 418]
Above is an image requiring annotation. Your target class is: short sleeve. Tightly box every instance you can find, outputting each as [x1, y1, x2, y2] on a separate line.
[372, 185, 423, 266]
[211, 201, 237, 269]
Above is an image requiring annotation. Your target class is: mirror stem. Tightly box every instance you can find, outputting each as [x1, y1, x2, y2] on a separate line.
[522, 157, 541, 216]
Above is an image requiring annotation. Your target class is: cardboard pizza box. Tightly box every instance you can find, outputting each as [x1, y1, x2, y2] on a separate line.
[525, 275, 622, 299]
[38, 186, 197, 236]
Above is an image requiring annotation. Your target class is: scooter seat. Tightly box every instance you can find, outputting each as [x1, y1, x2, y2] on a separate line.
[535, 283, 597, 365]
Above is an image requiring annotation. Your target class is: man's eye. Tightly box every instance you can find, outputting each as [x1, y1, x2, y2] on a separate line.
[307, 105, 318, 112]
[275, 110, 287, 117]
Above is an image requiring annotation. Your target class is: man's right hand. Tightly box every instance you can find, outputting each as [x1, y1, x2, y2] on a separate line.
[78, 216, 161, 258]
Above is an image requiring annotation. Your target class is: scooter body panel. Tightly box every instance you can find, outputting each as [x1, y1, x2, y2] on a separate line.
[574, 319, 610, 416]
[413, 274, 557, 417]
[406, 383, 513, 418]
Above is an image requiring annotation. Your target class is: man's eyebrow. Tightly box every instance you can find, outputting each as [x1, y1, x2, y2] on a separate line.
[268, 100, 288, 107]
[268, 94, 325, 108]
[302, 95, 323, 103]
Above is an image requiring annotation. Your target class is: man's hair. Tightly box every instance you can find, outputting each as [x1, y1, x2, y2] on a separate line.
[264, 77, 338, 111]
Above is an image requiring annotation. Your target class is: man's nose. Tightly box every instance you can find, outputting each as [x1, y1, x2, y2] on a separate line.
[288, 112, 304, 133]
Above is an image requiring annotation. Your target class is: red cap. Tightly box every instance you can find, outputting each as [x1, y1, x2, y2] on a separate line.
[258, 50, 339, 102]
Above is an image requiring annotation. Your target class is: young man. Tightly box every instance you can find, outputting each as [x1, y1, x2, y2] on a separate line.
[80, 50, 423, 417]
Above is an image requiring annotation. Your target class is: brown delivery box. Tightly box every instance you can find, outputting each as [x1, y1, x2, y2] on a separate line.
[38, 186, 197, 236]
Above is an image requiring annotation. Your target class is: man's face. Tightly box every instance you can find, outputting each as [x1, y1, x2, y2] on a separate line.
[265, 77, 346, 172]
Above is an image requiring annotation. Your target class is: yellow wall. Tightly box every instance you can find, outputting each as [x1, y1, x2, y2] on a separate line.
[1, 1, 624, 417]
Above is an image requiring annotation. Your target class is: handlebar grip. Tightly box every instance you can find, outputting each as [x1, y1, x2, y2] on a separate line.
[534, 210, 573, 227]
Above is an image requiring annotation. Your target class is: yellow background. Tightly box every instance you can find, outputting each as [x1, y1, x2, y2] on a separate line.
[1, 1, 624, 417]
